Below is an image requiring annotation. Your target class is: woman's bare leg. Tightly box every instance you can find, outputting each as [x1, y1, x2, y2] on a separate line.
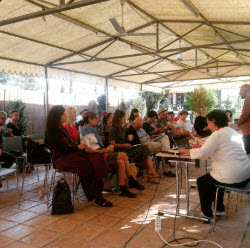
[117, 152, 132, 177]
[145, 156, 158, 176]
[116, 159, 126, 185]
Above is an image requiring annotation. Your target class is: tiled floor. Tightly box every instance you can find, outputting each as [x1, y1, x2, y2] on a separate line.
[0, 162, 249, 248]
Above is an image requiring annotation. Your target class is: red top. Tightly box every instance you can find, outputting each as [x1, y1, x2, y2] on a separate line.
[173, 117, 179, 122]
[63, 124, 79, 142]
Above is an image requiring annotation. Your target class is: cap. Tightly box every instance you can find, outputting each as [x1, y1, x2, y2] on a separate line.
[157, 108, 167, 115]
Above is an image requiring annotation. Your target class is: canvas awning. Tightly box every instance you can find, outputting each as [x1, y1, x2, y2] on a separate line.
[0, 0, 250, 91]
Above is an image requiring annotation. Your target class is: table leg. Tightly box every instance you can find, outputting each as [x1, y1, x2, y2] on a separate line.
[176, 161, 180, 214]
[185, 162, 189, 215]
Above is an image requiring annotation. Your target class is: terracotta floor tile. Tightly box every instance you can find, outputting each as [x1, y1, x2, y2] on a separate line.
[24, 214, 62, 229]
[69, 223, 107, 241]
[0, 224, 37, 240]
[83, 205, 110, 214]
[65, 210, 98, 223]
[94, 230, 132, 248]
[27, 204, 49, 214]
[45, 235, 86, 248]
[83, 243, 110, 248]
[0, 208, 22, 218]
[3, 241, 34, 248]
[45, 219, 83, 234]
[0, 235, 14, 247]
[20, 230, 62, 247]
[111, 219, 144, 234]
[4, 211, 39, 223]
[116, 199, 144, 210]
[12, 201, 40, 210]
[88, 215, 121, 228]
[104, 207, 134, 219]
[0, 219, 18, 232]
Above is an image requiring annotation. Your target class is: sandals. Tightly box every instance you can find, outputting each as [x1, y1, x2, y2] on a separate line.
[94, 199, 113, 207]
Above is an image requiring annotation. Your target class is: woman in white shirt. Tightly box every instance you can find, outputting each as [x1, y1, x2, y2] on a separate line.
[80, 111, 145, 199]
[180, 110, 250, 219]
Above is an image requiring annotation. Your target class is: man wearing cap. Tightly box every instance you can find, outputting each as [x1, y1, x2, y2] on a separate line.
[156, 108, 172, 130]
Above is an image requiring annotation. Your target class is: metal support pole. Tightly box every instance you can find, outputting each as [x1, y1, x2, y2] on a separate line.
[140, 84, 143, 117]
[105, 78, 108, 112]
[45, 66, 49, 118]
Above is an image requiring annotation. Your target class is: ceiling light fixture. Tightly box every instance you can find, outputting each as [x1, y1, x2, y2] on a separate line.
[179, 0, 199, 18]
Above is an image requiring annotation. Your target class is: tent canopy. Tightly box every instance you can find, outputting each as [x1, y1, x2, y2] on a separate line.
[0, 0, 250, 90]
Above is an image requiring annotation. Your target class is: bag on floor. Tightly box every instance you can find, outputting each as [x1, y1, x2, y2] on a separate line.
[51, 178, 74, 215]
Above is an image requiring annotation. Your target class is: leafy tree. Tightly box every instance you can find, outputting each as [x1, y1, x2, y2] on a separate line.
[118, 98, 127, 112]
[142, 91, 162, 112]
[188, 86, 218, 114]
[88, 100, 97, 113]
[159, 90, 170, 108]
[97, 94, 108, 116]
[0, 73, 10, 85]
[6, 100, 29, 135]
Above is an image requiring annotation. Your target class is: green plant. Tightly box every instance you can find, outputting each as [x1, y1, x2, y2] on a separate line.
[6, 100, 29, 135]
[188, 86, 218, 114]
[142, 91, 162, 112]
[97, 94, 108, 116]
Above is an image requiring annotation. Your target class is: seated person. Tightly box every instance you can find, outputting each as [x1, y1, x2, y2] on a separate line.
[143, 110, 168, 137]
[0, 111, 16, 169]
[101, 113, 113, 147]
[80, 111, 144, 198]
[109, 109, 159, 184]
[45, 105, 113, 207]
[63, 107, 79, 143]
[127, 117, 170, 153]
[180, 110, 250, 220]
[7, 110, 22, 136]
[194, 106, 211, 137]
[168, 111, 194, 140]
[156, 108, 172, 130]
[225, 110, 234, 128]
[177, 110, 195, 139]
[128, 108, 139, 125]
[77, 109, 88, 131]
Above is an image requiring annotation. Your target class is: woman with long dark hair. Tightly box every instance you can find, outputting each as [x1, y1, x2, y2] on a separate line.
[128, 108, 139, 124]
[45, 105, 113, 207]
[109, 109, 159, 184]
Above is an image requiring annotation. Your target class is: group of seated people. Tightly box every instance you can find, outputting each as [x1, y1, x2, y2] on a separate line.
[0, 110, 27, 188]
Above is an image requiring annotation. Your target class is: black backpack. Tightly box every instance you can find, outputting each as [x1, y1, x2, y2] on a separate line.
[51, 178, 74, 215]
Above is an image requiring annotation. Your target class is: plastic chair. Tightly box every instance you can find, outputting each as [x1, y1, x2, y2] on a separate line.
[0, 167, 20, 204]
[213, 181, 250, 231]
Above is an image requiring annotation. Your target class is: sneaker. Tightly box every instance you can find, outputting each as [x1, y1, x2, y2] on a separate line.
[200, 213, 214, 223]
[129, 178, 145, 190]
[120, 188, 136, 198]
[163, 171, 176, 177]
[215, 211, 226, 216]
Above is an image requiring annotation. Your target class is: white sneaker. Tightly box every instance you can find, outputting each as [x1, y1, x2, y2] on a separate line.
[200, 213, 214, 223]
[215, 211, 226, 216]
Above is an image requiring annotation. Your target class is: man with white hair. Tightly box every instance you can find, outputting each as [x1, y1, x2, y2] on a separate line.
[238, 84, 250, 153]
[127, 117, 175, 177]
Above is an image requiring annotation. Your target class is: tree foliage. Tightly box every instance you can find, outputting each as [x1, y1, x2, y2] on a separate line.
[188, 86, 218, 114]
[6, 100, 29, 135]
[97, 94, 108, 116]
[0, 73, 11, 85]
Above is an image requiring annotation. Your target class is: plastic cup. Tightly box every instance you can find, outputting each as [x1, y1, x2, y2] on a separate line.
[39, 189, 44, 198]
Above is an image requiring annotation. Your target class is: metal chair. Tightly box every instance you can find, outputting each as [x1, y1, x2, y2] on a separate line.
[47, 168, 78, 207]
[0, 167, 20, 204]
[213, 181, 250, 231]
[23, 135, 52, 194]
